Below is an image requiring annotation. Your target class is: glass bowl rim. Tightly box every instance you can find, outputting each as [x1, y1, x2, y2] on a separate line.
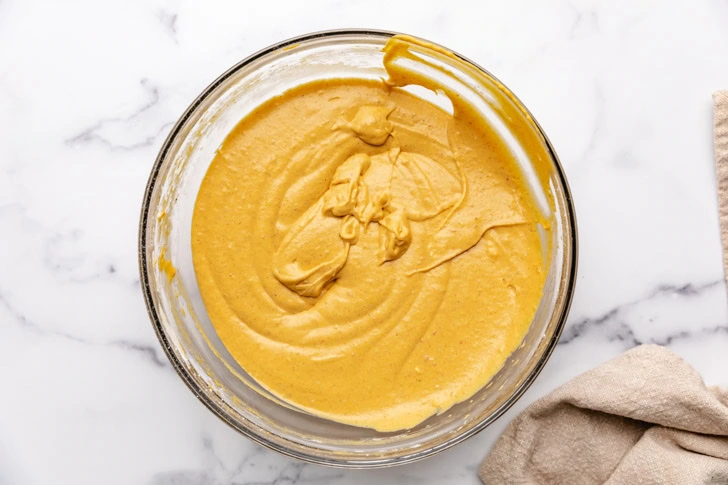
[138, 28, 579, 468]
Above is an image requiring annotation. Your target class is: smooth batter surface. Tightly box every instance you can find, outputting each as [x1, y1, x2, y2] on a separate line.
[192, 37, 549, 431]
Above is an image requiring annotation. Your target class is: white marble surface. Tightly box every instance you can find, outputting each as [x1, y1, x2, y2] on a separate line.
[2, 1, 728, 483]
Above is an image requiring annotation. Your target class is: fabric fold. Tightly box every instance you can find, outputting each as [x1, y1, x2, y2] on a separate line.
[715, 91, 728, 281]
[479, 345, 728, 484]
[479, 93, 728, 484]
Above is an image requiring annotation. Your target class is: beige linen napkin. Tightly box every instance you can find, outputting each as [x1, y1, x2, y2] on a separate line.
[479, 346, 728, 484]
[716, 91, 728, 280]
[479, 94, 728, 485]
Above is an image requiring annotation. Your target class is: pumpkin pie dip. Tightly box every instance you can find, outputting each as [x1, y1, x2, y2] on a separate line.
[191, 36, 549, 431]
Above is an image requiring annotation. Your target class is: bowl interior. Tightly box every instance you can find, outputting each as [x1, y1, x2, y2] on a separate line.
[139, 30, 576, 467]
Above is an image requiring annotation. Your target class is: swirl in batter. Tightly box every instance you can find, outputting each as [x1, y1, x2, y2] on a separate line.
[192, 37, 549, 431]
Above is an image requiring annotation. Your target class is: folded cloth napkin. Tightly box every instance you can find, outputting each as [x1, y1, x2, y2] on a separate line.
[716, 91, 728, 279]
[479, 93, 728, 485]
[479, 345, 728, 484]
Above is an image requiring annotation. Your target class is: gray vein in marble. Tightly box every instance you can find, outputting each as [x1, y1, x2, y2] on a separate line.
[228, 445, 270, 478]
[2, 205, 122, 285]
[64, 78, 172, 151]
[560, 280, 727, 347]
[109, 339, 169, 368]
[158, 10, 179, 44]
[0, 290, 169, 369]
[212, 431, 301, 484]
[42, 228, 120, 284]
[147, 436, 347, 485]
[567, 0, 600, 39]
[650, 324, 728, 346]
[234, 460, 345, 485]
[147, 470, 214, 485]
[237, 462, 307, 485]
[0, 291, 85, 342]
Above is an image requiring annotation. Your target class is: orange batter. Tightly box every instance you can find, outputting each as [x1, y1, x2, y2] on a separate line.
[191, 36, 549, 431]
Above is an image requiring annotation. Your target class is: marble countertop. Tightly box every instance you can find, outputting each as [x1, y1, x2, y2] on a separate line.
[2, 1, 728, 484]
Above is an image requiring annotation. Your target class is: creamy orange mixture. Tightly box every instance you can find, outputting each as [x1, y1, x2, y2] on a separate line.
[191, 37, 548, 431]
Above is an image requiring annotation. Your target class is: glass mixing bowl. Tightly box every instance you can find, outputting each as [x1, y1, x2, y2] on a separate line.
[138, 29, 577, 467]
